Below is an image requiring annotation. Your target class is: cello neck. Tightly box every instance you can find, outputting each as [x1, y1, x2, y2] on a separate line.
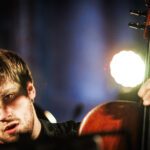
[141, 2, 150, 150]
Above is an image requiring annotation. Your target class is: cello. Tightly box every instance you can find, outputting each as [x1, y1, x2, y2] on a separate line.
[79, 1, 150, 150]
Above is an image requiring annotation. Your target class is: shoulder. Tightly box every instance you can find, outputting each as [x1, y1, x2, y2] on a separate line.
[40, 119, 80, 137]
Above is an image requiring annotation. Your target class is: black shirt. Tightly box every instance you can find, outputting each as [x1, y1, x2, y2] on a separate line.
[38, 119, 80, 138]
[35, 119, 99, 150]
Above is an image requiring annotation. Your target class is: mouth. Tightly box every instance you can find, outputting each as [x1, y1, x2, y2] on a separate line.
[4, 122, 19, 134]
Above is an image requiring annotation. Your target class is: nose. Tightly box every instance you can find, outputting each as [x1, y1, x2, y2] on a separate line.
[0, 106, 12, 121]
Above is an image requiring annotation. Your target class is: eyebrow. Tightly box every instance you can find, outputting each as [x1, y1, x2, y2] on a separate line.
[0, 87, 19, 97]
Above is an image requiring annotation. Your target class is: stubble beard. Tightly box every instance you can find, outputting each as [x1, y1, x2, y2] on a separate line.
[0, 112, 34, 143]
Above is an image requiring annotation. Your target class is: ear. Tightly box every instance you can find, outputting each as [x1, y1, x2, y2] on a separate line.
[26, 82, 36, 101]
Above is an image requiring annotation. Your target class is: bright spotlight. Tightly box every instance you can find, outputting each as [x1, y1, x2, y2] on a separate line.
[110, 50, 145, 87]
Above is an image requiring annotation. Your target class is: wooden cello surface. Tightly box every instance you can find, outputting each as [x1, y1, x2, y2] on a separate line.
[79, 100, 143, 150]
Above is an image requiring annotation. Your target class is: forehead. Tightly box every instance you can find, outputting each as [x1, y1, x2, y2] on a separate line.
[0, 79, 20, 95]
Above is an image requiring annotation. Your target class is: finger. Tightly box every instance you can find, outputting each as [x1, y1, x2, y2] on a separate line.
[142, 91, 150, 106]
[138, 79, 150, 97]
[143, 100, 150, 106]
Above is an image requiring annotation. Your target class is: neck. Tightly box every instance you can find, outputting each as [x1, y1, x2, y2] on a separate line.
[31, 106, 41, 140]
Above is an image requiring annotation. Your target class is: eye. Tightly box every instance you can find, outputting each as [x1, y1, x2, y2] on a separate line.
[3, 94, 16, 103]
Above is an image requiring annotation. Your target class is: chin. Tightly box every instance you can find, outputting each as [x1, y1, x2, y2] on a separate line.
[5, 136, 19, 143]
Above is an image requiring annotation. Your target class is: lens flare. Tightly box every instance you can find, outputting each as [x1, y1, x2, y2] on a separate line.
[110, 50, 145, 87]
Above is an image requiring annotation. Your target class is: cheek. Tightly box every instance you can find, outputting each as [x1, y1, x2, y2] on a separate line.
[11, 96, 33, 120]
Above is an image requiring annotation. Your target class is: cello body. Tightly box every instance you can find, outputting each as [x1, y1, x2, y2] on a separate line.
[79, 100, 143, 150]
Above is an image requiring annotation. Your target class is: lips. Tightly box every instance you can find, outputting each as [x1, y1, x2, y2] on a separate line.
[4, 121, 19, 134]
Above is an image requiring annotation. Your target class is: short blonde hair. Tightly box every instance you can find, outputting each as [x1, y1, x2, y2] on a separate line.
[0, 49, 33, 90]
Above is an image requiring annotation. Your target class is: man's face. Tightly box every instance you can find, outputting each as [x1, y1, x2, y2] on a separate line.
[0, 79, 35, 143]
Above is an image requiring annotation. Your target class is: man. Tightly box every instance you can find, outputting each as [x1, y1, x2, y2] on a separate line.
[0, 49, 100, 150]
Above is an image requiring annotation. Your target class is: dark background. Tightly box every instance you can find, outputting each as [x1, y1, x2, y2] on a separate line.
[0, 0, 147, 122]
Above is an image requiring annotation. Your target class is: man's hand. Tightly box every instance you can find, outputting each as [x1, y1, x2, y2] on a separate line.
[138, 79, 150, 106]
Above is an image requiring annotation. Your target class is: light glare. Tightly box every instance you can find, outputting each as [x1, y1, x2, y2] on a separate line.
[110, 50, 145, 87]
[44, 110, 57, 123]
